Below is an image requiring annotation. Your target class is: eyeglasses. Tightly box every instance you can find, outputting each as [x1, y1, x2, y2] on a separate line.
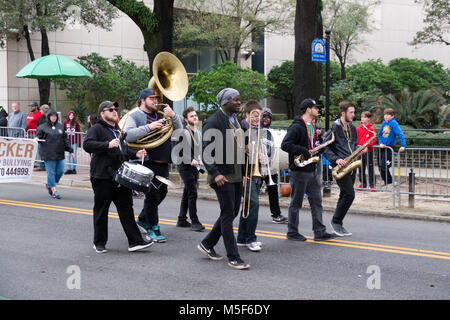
[104, 107, 119, 113]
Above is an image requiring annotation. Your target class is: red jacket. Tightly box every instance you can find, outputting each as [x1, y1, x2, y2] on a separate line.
[26, 111, 42, 131]
[356, 122, 377, 152]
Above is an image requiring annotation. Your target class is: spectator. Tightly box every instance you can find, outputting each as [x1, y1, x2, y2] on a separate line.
[63, 110, 81, 174]
[0, 105, 8, 136]
[37, 110, 74, 199]
[356, 111, 377, 190]
[7, 103, 27, 137]
[86, 113, 98, 132]
[378, 108, 406, 186]
[36, 104, 50, 171]
[26, 102, 42, 134]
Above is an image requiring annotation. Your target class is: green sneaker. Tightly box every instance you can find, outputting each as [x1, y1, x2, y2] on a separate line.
[147, 225, 166, 243]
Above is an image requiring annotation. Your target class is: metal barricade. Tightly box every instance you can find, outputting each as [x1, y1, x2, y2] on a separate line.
[396, 147, 450, 207]
[0, 126, 26, 138]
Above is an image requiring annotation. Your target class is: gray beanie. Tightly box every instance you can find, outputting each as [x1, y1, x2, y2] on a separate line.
[216, 88, 240, 107]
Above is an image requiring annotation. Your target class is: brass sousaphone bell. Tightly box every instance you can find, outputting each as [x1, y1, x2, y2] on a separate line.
[119, 51, 189, 149]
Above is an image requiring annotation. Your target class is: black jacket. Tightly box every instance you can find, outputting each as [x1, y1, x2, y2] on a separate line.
[323, 119, 358, 167]
[0, 108, 8, 127]
[202, 109, 240, 180]
[281, 116, 317, 172]
[83, 118, 138, 180]
[37, 111, 73, 161]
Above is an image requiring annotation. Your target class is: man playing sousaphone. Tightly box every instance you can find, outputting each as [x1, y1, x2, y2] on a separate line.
[123, 88, 182, 243]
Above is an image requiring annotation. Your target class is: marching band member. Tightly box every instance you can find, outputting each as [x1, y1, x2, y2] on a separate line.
[323, 101, 358, 237]
[123, 88, 182, 243]
[176, 107, 205, 232]
[197, 88, 250, 270]
[83, 101, 153, 253]
[281, 99, 335, 242]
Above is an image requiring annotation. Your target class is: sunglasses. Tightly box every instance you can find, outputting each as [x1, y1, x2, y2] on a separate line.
[104, 107, 119, 113]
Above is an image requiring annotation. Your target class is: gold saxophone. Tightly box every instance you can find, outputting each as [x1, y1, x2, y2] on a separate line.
[294, 132, 335, 167]
[332, 128, 376, 180]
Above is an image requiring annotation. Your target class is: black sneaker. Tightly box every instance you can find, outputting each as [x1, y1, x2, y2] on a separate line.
[330, 222, 352, 236]
[228, 258, 250, 270]
[191, 222, 205, 232]
[176, 220, 191, 228]
[272, 215, 288, 224]
[128, 239, 153, 252]
[286, 233, 307, 241]
[197, 242, 223, 261]
[314, 232, 336, 241]
[93, 244, 108, 253]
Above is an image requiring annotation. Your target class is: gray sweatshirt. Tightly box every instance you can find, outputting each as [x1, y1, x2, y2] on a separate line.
[7, 110, 27, 137]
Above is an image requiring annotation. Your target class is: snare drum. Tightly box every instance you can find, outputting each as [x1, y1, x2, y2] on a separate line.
[114, 161, 154, 193]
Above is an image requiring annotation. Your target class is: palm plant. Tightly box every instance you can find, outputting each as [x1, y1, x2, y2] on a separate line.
[381, 88, 445, 128]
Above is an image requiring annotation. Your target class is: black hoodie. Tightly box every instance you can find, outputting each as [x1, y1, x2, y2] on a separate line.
[36, 110, 73, 161]
[83, 118, 138, 180]
[281, 116, 317, 172]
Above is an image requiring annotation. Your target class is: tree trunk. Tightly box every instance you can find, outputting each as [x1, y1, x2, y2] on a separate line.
[294, 0, 323, 115]
[39, 29, 50, 106]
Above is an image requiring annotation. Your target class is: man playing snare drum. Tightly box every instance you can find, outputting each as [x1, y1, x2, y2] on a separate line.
[83, 101, 153, 254]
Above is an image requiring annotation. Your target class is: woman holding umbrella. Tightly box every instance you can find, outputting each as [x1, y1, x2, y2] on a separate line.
[37, 110, 74, 199]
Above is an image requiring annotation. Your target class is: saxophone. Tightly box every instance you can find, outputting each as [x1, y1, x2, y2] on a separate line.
[332, 128, 376, 180]
[294, 132, 335, 167]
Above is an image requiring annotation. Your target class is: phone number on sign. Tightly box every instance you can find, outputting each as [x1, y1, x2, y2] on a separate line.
[0, 167, 30, 176]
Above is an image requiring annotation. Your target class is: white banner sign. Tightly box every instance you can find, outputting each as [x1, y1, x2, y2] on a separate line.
[0, 137, 38, 183]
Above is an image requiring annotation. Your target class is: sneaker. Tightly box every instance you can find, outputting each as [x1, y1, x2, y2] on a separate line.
[44, 184, 52, 196]
[272, 215, 288, 224]
[176, 220, 191, 228]
[286, 233, 307, 241]
[330, 222, 352, 237]
[228, 259, 250, 270]
[237, 241, 262, 247]
[93, 244, 108, 253]
[314, 232, 336, 241]
[148, 225, 166, 243]
[191, 222, 205, 232]
[64, 170, 72, 175]
[357, 184, 363, 189]
[128, 239, 153, 252]
[247, 242, 262, 252]
[136, 219, 148, 233]
[370, 186, 375, 191]
[72, 169, 77, 174]
[52, 191, 61, 199]
[197, 242, 223, 261]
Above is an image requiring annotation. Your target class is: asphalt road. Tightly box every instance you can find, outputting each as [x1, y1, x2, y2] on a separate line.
[0, 182, 449, 300]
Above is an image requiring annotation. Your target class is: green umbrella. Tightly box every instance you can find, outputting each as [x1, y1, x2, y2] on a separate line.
[16, 54, 93, 111]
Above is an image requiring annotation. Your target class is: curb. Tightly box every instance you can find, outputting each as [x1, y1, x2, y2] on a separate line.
[29, 176, 450, 224]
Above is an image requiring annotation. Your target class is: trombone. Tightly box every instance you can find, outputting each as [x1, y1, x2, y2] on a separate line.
[242, 109, 262, 219]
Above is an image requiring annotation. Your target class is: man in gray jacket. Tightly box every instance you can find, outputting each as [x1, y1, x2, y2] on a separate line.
[7, 103, 27, 137]
[123, 88, 182, 243]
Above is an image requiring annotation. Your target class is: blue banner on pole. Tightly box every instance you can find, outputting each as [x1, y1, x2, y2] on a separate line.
[312, 38, 327, 63]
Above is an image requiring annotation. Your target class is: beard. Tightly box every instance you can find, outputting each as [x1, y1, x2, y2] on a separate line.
[103, 113, 118, 123]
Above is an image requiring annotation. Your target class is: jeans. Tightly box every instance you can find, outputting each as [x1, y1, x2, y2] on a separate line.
[237, 179, 261, 244]
[332, 170, 356, 225]
[178, 165, 200, 223]
[287, 170, 326, 237]
[44, 160, 65, 188]
[202, 182, 242, 261]
[359, 152, 375, 187]
[91, 178, 144, 247]
[138, 161, 169, 228]
[262, 174, 281, 217]
[66, 143, 78, 170]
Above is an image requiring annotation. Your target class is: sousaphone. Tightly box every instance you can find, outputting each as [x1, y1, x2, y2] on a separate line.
[119, 52, 189, 149]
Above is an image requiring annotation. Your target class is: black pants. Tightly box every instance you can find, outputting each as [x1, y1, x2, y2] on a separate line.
[138, 162, 169, 228]
[201, 182, 242, 261]
[262, 173, 281, 217]
[91, 178, 144, 247]
[378, 148, 393, 185]
[178, 165, 200, 223]
[359, 152, 375, 187]
[332, 171, 356, 225]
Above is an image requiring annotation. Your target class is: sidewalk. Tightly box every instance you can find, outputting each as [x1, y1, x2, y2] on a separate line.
[30, 166, 450, 223]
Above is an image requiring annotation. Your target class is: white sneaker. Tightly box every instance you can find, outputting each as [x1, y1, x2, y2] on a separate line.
[238, 241, 262, 247]
[247, 242, 262, 252]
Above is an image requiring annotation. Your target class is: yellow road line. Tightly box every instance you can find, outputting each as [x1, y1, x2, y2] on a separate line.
[1, 198, 450, 261]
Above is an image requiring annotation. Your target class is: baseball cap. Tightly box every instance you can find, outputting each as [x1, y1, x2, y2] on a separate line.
[299, 98, 321, 113]
[29, 102, 39, 107]
[139, 88, 159, 100]
[98, 101, 119, 114]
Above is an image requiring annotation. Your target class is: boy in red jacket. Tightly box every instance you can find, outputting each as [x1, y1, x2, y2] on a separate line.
[356, 111, 377, 189]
